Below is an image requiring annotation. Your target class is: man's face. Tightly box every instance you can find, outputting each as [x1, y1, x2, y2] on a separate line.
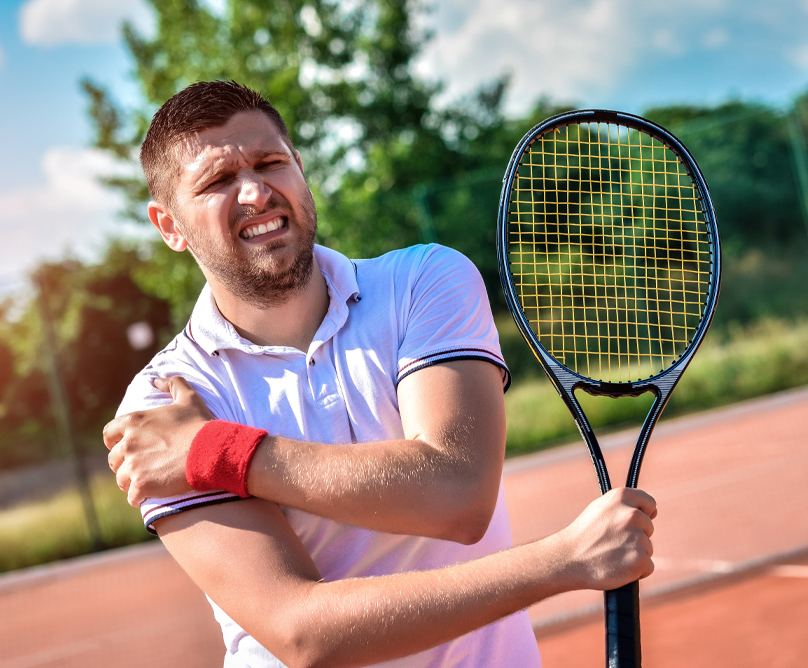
[168, 111, 317, 307]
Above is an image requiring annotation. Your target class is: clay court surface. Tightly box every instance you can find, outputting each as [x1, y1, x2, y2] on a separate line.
[1, 387, 807, 667]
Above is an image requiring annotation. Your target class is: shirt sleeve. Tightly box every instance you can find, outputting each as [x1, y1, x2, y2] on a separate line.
[116, 338, 243, 535]
[396, 245, 510, 390]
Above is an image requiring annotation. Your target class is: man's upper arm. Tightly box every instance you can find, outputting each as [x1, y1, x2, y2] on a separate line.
[393, 247, 510, 540]
[395, 245, 510, 390]
[155, 497, 321, 664]
[395, 359, 506, 545]
[118, 352, 242, 531]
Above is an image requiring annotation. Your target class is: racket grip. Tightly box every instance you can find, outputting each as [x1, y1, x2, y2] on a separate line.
[604, 580, 641, 668]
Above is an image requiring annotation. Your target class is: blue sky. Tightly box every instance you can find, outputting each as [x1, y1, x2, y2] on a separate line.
[1, 0, 807, 287]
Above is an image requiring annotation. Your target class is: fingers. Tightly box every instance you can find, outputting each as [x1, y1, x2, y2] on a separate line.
[114, 464, 131, 501]
[153, 375, 194, 402]
[128, 484, 145, 509]
[618, 487, 657, 519]
[102, 416, 126, 451]
[112, 457, 147, 508]
[108, 446, 124, 474]
[639, 554, 655, 580]
[604, 488, 658, 583]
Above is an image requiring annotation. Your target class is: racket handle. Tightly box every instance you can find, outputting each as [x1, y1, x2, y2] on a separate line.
[604, 580, 641, 668]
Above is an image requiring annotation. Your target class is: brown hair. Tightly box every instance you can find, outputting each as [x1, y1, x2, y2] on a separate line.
[140, 80, 293, 206]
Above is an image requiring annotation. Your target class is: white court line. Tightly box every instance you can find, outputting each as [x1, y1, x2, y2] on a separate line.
[653, 557, 736, 574]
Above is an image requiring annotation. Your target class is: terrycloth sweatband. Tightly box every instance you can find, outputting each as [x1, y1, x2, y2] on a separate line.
[186, 421, 268, 498]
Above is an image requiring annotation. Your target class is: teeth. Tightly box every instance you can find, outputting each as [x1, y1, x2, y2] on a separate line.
[241, 217, 284, 239]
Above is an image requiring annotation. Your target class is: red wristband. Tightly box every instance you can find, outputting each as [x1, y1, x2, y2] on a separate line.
[186, 421, 268, 497]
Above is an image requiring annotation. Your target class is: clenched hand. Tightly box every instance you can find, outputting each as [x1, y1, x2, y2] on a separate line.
[552, 487, 657, 591]
[104, 377, 213, 506]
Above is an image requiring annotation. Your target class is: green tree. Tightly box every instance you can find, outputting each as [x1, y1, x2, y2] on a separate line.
[644, 101, 808, 327]
[0, 246, 171, 468]
[645, 102, 805, 253]
[83, 0, 536, 323]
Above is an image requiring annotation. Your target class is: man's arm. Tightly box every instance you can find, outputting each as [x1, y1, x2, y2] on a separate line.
[157, 487, 655, 668]
[106, 359, 505, 544]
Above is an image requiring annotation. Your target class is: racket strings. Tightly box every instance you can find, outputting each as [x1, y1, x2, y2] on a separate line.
[508, 122, 712, 383]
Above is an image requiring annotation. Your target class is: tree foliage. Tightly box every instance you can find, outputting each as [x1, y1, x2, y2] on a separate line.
[82, 0, 808, 324]
[3, 0, 808, 471]
[645, 102, 806, 253]
[0, 246, 171, 468]
[83, 0, 551, 319]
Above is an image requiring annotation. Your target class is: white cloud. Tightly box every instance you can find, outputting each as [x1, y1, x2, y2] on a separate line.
[0, 147, 151, 277]
[702, 28, 730, 50]
[415, 0, 638, 115]
[19, 0, 155, 46]
[413, 0, 808, 115]
[787, 44, 808, 71]
[651, 28, 686, 55]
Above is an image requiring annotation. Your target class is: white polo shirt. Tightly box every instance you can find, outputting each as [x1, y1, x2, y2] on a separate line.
[118, 243, 541, 668]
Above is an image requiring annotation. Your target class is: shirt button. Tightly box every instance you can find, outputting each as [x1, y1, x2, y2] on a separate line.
[309, 358, 315, 366]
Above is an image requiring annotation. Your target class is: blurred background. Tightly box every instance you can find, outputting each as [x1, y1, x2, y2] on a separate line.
[0, 0, 807, 655]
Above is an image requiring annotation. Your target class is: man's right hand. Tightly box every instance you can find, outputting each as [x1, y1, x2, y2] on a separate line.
[104, 376, 213, 506]
[553, 487, 657, 592]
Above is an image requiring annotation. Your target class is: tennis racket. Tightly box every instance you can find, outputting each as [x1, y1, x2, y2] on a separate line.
[497, 109, 721, 668]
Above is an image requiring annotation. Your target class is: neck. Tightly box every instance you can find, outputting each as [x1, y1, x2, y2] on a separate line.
[208, 255, 330, 352]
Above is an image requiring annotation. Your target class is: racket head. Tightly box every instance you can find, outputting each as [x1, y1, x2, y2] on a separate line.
[498, 109, 721, 395]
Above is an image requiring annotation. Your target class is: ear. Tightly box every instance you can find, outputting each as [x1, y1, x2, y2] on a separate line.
[294, 150, 305, 174]
[148, 201, 188, 252]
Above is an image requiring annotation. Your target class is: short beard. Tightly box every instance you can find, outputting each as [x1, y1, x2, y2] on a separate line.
[179, 189, 318, 309]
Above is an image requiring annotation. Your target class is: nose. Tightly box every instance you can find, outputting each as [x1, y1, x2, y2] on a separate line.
[237, 171, 271, 207]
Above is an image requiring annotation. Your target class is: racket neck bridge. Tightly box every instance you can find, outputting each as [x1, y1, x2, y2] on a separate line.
[575, 381, 656, 400]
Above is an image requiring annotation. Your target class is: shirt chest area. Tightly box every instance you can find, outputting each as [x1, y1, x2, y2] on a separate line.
[213, 329, 403, 444]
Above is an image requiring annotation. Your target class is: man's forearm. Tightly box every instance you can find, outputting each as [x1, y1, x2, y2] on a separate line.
[246, 360, 505, 542]
[107, 362, 507, 541]
[160, 489, 656, 668]
[247, 433, 500, 543]
[244, 536, 566, 668]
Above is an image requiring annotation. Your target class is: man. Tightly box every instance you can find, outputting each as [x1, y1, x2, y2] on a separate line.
[105, 80, 656, 668]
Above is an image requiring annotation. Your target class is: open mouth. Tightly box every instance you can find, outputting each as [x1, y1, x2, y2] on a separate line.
[240, 216, 286, 239]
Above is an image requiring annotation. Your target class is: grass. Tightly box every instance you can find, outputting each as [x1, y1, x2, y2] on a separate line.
[0, 471, 155, 573]
[503, 317, 808, 454]
[1, 318, 807, 573]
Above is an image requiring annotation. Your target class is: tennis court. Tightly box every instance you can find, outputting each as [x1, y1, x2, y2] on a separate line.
[1, 386, 806, 668]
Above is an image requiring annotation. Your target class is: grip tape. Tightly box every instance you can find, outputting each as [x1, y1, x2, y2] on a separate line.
[605, 580, 641, 668]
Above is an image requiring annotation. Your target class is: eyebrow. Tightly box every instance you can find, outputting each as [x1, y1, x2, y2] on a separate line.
[245, 148, 289, 162]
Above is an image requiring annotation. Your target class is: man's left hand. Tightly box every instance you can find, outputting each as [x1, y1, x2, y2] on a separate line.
[104, 376, 213, 506]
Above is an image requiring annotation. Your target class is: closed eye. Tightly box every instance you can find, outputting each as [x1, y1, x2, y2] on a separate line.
[256, 159, 285, 171]
[202, 175, 233, 191]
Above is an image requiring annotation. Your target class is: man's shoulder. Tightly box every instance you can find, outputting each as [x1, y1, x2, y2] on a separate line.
[117, 327, 224, 417]
[355, 244, 474, 283]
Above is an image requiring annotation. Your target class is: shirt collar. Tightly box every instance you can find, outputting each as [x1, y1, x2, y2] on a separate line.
[185, 244, 360, 356]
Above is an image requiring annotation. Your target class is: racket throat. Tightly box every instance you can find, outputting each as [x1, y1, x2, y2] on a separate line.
[564, 389, 613, 494]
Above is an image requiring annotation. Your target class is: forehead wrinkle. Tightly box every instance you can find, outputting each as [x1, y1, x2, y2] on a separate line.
[180, 143, 239, 185]
[174, 119, 295, 189]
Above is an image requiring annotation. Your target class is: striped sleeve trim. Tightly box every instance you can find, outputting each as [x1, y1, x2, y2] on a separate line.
[397, 347, 511, 392]
[141, 490, 241, 535]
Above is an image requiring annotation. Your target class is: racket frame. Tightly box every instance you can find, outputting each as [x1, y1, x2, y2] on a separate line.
[497, 108, 721, 494]
[497, 109, 721, 668]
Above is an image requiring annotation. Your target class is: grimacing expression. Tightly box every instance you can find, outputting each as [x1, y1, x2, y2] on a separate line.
[169, 111, 318, 307]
